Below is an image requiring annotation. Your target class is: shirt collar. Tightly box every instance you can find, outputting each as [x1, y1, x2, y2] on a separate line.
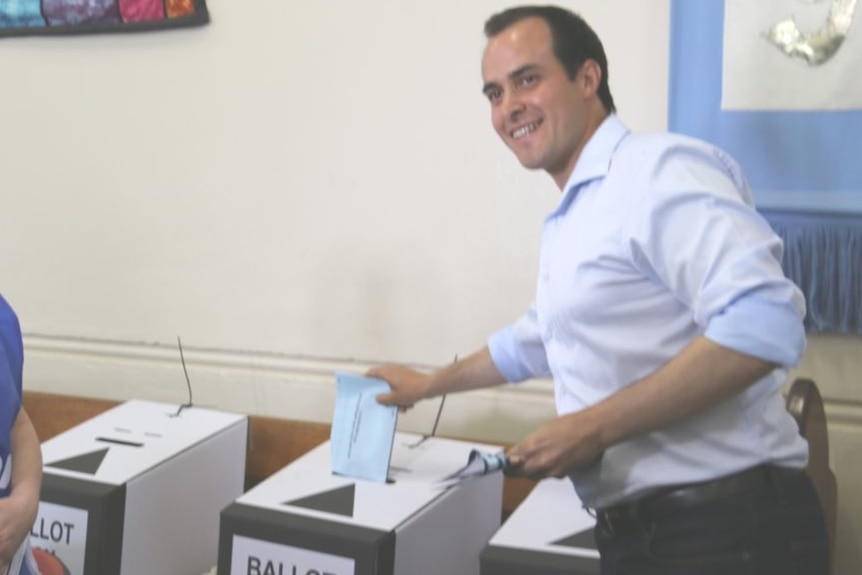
[553, 114, 630, 212]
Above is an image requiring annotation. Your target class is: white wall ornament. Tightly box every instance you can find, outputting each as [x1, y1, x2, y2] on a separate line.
[722, 0, 861, 110]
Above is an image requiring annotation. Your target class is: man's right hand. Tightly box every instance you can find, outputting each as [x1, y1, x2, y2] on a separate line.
[368, 347, 506, 411]
[366, 364, 433, 411]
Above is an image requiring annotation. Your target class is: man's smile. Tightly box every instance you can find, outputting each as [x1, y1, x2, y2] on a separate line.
[511, 119, 543, 139]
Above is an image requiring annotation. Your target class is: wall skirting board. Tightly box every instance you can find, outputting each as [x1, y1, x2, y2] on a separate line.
[21, 333, 559, 444]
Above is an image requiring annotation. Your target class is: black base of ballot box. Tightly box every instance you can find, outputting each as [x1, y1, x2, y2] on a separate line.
[30, 400, 248, 575]
[480, 477, 599, 575]
[219, 433, 505, 575]
[480, 546, 599, 575]
[33, 474, 127, 574]
[220, 503, 397, 575]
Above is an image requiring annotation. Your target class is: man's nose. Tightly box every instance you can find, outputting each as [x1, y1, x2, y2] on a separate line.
[502, 91, 525, 119]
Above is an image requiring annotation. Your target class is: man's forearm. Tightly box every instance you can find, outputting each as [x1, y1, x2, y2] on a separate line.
[425, 347, 507, 397]
[588, 336, 779, 451]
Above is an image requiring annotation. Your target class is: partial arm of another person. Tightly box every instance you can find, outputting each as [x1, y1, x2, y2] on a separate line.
[0, 407, 43, 565]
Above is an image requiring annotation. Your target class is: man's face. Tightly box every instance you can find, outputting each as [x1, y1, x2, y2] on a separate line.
[481, 18, 596, 188]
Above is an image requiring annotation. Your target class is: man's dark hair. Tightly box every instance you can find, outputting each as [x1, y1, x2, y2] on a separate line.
[484, 5, 616, 114]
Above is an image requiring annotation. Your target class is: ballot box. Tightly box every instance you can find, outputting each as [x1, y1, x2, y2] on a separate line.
[218, 433, 505, 575]
[480, 477, 599, 575]
[30, 399, 248, 575]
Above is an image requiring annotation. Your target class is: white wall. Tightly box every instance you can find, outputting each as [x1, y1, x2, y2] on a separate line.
[1, 1, 859, 573]
[0, 0, 666, 364]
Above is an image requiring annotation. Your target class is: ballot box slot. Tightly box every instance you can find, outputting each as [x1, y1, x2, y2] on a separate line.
[96, 437, 144, 448]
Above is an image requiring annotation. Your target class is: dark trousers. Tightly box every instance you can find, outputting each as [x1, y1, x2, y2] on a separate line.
[594, 468, 830, 575]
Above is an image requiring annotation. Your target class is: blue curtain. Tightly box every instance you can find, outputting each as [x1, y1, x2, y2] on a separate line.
[669, 0, 862, 334]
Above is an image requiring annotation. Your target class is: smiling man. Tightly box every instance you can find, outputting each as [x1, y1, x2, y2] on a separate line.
[481, 12, 608, 189]
[369, 5, 830, 574]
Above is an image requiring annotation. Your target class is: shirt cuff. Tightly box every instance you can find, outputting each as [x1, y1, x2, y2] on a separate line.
[704, 296, 806, 366]
[488, 325, 540, 383]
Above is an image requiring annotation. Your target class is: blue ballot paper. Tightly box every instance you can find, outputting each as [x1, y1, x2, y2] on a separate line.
[330, 371, 398, 483]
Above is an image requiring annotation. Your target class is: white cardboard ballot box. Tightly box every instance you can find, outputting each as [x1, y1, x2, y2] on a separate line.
[31, 399, 248, 575]
[218, 433, 504, 575]
[480, 477, 599, 575]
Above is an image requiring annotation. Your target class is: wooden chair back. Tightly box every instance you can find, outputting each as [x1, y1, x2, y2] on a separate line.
[785, 377, 837, 574]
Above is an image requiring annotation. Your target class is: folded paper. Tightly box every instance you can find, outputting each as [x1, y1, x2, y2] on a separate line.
[438, 449, 508, 487]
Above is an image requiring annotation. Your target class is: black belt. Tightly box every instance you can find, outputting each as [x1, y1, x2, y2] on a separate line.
[596, 465, 803, 536]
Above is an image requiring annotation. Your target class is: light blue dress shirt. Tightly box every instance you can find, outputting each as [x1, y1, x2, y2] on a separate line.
[488, 115, 809, 509]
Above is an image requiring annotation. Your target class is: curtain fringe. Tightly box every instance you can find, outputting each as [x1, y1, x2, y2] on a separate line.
[764, 211, 862, 335]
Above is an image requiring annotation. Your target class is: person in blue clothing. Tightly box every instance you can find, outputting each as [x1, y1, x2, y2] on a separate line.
[0, 293, 43, 575]
[368, 5, 830, 575]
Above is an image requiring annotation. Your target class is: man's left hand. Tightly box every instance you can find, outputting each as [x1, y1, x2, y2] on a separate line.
[505, 412, 604, 479]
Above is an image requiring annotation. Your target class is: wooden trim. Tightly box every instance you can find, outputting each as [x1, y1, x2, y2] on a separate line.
[22, 391, 117, 442]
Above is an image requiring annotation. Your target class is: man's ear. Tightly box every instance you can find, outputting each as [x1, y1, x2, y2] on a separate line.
[580, 59, 602, 96]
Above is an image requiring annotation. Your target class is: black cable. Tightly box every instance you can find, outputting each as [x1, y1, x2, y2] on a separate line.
[172, 335, 194, 417]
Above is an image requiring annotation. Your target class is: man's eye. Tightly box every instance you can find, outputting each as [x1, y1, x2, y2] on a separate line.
[486, 89, 502, 102]
[519, 74, 537, 87]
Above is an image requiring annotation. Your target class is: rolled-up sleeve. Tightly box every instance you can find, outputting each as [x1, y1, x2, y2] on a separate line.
[488, 303, 551, 382]
[628, 143, 807, 367]
[705, 295, 805, 366]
